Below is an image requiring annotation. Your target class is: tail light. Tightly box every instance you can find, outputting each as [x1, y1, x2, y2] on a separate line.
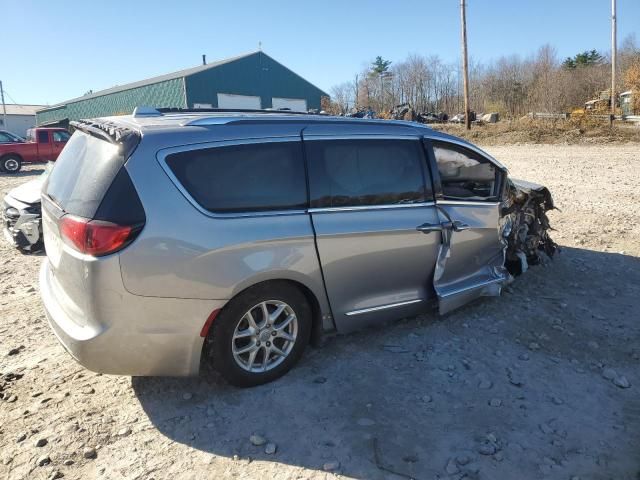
[59, 215, 142, 256]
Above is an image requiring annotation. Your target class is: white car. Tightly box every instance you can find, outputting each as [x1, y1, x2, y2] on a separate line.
[3, 164, 52, 252]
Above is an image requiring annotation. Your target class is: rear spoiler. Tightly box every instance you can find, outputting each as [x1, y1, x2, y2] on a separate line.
[70, 119, 140, 158]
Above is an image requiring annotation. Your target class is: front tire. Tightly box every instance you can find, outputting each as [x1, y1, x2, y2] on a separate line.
[1, 155, 22, 174]
[206, 282, 312, 387]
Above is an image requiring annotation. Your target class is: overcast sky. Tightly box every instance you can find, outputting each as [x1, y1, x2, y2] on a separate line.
[2, 0, 639, 106]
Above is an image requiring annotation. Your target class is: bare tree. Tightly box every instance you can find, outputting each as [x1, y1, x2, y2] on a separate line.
[331, 43, 623, 118]
[329, 82, 354, 114]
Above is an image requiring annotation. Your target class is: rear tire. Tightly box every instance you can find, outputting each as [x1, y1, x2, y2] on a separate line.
[206, 282, 312, 387]
[1, 155, 22, 174]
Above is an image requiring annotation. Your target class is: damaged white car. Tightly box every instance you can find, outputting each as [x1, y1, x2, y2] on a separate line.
[3, 164, 52, 253]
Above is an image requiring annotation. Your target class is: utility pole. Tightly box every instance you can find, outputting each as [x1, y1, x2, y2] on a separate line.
[0, 81, 7, 131]
[460, 0, 471, 130]
[611, 0, 617, 120]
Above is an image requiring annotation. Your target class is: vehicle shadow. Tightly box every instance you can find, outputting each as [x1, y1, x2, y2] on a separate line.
[132, 246, 640, 479]
[0, 168, 44, 178]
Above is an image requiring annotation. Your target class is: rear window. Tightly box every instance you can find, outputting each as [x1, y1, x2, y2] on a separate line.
[45, 131, 124, 217]
[38, 131, 49, 143]
[165, 141, 307, 213]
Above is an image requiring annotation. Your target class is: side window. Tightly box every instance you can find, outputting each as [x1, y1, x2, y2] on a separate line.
[0, 132, 11, 142]
[53, 131, 70, 142]
[307, 139, 430, 208]
[432, 141, 498, 200]
[165, 141, 307, 213]
[38, 131, 50, 143]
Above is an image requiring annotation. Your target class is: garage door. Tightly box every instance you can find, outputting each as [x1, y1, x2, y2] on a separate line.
[217, 93, 261, 110]
[272, 97, 308, 112]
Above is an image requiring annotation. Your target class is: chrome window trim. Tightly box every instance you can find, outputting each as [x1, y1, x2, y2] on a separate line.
[345, 299, 423, 316]
[309, 201, 435, 214]
[156, 137, 308, 219]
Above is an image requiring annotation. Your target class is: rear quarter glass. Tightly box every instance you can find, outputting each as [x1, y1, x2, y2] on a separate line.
[165, 141, 307, 213]
[45, 131, 125, 218]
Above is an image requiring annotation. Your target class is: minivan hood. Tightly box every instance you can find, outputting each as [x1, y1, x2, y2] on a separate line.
[8, 178, 43, 205]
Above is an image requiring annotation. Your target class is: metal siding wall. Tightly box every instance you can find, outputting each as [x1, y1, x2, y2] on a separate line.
[186, 52, 326, 110]
[3, 115, 37, 137]
[36, 78, 186, 124]
[36, 106, 67, 126]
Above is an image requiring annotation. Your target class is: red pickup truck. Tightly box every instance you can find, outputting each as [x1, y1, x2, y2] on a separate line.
[0, 127, 70, 173]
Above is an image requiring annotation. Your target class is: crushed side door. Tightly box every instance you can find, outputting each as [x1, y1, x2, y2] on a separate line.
[432, 201, 509, 314]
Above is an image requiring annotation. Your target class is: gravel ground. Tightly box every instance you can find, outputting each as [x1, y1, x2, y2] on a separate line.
[1, 144, 639, 480]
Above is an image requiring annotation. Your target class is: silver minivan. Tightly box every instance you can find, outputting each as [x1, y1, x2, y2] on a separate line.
[39, 110, 555, 387]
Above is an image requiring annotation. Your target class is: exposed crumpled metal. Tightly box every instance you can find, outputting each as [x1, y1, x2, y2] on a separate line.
[501, 178, 558, 274]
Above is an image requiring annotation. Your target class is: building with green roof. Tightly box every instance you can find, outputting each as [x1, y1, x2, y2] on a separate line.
[37, 51, 328, 126]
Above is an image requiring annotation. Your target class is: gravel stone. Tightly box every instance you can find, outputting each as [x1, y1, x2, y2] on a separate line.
[34, 437, 48, 447]
[614, 376, 631, 389]
[478, 379, 493, 390]
[323, 461, 340, 471]
[249, 434, 266, 446]
[478, 443, 497, 456]
[357, 418, 375, 426]
[445, 458, 459, 474]
[83, 447, 97, 459]
[539, 423, 554, 434]
[264, 443, 277, 455]
[602, 368, 617, 380]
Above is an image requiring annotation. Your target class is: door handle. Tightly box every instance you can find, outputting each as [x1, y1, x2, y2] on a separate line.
[416, 222, 443, 233]
[451, 220, 471, 232]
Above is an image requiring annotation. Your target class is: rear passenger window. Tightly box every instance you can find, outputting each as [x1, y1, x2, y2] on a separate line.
[307, 139, 430, 208]
[432, 141, 498, 200]
[165, 141, 307, 213]
[38, 131, 50, 143]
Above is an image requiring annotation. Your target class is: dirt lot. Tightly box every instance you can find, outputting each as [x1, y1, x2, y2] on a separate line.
[1, 144, 639, 480]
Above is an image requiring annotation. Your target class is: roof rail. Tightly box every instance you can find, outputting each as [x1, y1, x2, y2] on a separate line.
[157, 107, 327, 116]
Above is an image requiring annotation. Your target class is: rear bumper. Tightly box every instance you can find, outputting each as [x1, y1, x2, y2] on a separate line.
[39, 259, 226, 376]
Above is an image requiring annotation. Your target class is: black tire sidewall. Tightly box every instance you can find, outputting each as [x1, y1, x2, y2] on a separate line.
[208, 282, 312, 387]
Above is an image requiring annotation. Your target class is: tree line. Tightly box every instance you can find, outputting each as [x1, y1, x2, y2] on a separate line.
[328, 35, 640, 118]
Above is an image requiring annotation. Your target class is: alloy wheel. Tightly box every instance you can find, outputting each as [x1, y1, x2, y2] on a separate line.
[231, 300, 298, 373]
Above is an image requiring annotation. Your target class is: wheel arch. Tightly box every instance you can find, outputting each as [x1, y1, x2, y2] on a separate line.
[0, 152, 24, 162]
[221, 277, 330, 347]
